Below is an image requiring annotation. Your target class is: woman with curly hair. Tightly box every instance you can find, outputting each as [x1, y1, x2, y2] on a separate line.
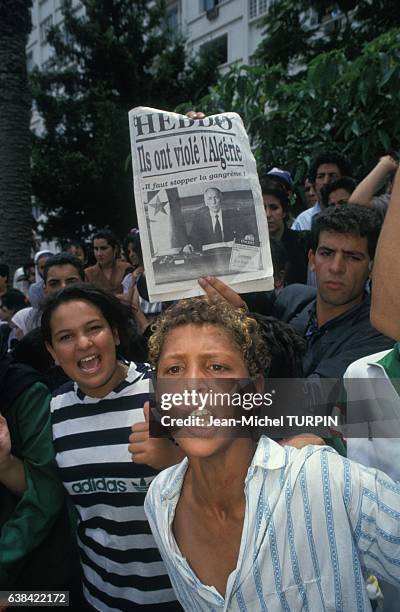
[144, 295, 400, 611]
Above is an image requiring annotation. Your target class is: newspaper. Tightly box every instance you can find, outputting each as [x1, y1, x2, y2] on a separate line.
[128, 107, 274, 302]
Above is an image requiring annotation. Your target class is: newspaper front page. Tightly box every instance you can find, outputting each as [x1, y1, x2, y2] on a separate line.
[128, 107, 273, 302]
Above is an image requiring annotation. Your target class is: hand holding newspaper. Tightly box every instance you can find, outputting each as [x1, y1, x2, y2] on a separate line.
[128, 107, 273, 302]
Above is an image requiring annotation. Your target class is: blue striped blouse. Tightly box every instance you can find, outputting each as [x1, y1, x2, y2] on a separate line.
[145, 436, 400, 611]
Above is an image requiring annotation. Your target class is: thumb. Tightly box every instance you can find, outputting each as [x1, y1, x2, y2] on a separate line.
[143, 401, 150, 423]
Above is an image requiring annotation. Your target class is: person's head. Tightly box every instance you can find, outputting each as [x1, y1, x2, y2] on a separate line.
[92, 230, 119, 267]
[34, 250, 53, 280]
[266, 168, 294, 195]
[261, 186, 289, 238]
[309, 205, 381, 310]
[0, 289, 27, 322]
[149, 296, 271, 456]
[66, 240, 87, 265]
[204, 188, 222, 213]
[42, 284, 132, 397]
[149, 296, 270, 380]
[123, 231, 143, 269]
[22, 260, 35, 285]
[304, 176, 318, 208]
[320, 177, 357, 208]
[309, 153, 352, 203]
[43, 253, 85, 295]
[0, 264, 9, 293]
[251, 314, 305, 378]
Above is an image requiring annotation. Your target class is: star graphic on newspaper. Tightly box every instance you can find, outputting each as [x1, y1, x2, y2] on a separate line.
[148, 194, 169, 215]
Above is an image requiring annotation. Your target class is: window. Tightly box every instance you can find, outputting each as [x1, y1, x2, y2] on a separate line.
[27, 51, 35, 72]
[200, 33, 228, 65]
[249, 0, 269, 20]
[203, 0, 218, 11]
[40, 15, 53, 44]
[166, 3, 179, 32]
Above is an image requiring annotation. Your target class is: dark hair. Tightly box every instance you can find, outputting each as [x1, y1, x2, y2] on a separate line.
[65, 239, 87, 258]
[309, 152, 352, 184]
[270, 237, 289, 275]
[92, 229, 119, 250]
[1, 289, 27, 312]
[260, 183, 289, 213]
[310, 204, 381, 259]
[252, 314, 305, 378]
[320, 177, 357, 207]
[43, 253, 85, 283]
[0, 264, 9, 279]
[123, 232, 143, 266]
[149, 296, 271, 379]
[41, 283, 134, 350]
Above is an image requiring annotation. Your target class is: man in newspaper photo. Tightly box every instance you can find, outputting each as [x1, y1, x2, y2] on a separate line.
[183, 187, 256, 254]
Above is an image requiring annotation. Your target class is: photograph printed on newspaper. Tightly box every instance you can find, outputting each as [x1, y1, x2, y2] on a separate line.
[128, 107, 274, 302]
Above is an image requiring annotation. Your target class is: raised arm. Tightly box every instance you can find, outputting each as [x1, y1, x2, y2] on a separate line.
[371, 166, 400, 338]
[349, 155, 398, 208]
[0, 416, 26, 496]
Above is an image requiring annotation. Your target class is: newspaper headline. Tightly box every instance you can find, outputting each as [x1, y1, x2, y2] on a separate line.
[128, 108, 273, 302]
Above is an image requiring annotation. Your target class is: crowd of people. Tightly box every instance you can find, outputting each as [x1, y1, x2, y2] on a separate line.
[0, 147, 400, 612]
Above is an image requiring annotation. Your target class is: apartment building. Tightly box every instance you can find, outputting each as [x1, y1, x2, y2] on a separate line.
[27, 0, 270, 76]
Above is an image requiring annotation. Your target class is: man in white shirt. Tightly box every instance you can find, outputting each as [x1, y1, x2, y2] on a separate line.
[292, 152, 352, 231]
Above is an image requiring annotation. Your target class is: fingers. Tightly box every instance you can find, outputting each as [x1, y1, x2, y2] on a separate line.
[198, 276, 248, 309]
[185, 111, 206, 120]
[143, 401, 150, 423]
[129, 404, 150, 463]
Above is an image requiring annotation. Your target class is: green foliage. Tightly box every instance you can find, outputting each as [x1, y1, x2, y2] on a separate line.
[31, 0, 217, 241]
[197, 30, 400, 182]
[255, 0, 400, 69]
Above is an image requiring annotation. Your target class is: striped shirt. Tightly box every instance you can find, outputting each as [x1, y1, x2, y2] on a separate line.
[51, 362, 176, 611]
[145, 436, 400, 611]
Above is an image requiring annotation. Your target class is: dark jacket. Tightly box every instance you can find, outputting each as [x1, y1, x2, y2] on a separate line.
[274, 284, 394, 378]
[281, 227, 309, 285]
[188, 206, 256, 250]
[0, 358, 78, 589]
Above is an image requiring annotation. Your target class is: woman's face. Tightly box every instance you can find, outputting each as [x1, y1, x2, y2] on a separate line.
[93, 238, 115, 267]
[37, 255, 50, 278]
[157, 323, 251, 456]
[46, 300, 123, 398]
[126, 242, 141, 268]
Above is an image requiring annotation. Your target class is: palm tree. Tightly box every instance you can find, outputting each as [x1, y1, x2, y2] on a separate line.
[0, 0, 33, 274]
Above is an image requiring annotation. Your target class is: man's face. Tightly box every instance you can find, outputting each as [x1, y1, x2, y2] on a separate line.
[304, 178, 318, 207]
[309, 230, 370, 308]
[68, 245, 86, 264]
[315, 164, 341, 201]
[328, 188, 352, 208]
[263, 194, 285, 236]
[44, 264, 82, 295]
[204, 189, 221, 213]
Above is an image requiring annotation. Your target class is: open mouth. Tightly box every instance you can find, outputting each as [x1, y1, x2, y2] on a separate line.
[189, 408, 213, 427]
[78, 355, 101, 374]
